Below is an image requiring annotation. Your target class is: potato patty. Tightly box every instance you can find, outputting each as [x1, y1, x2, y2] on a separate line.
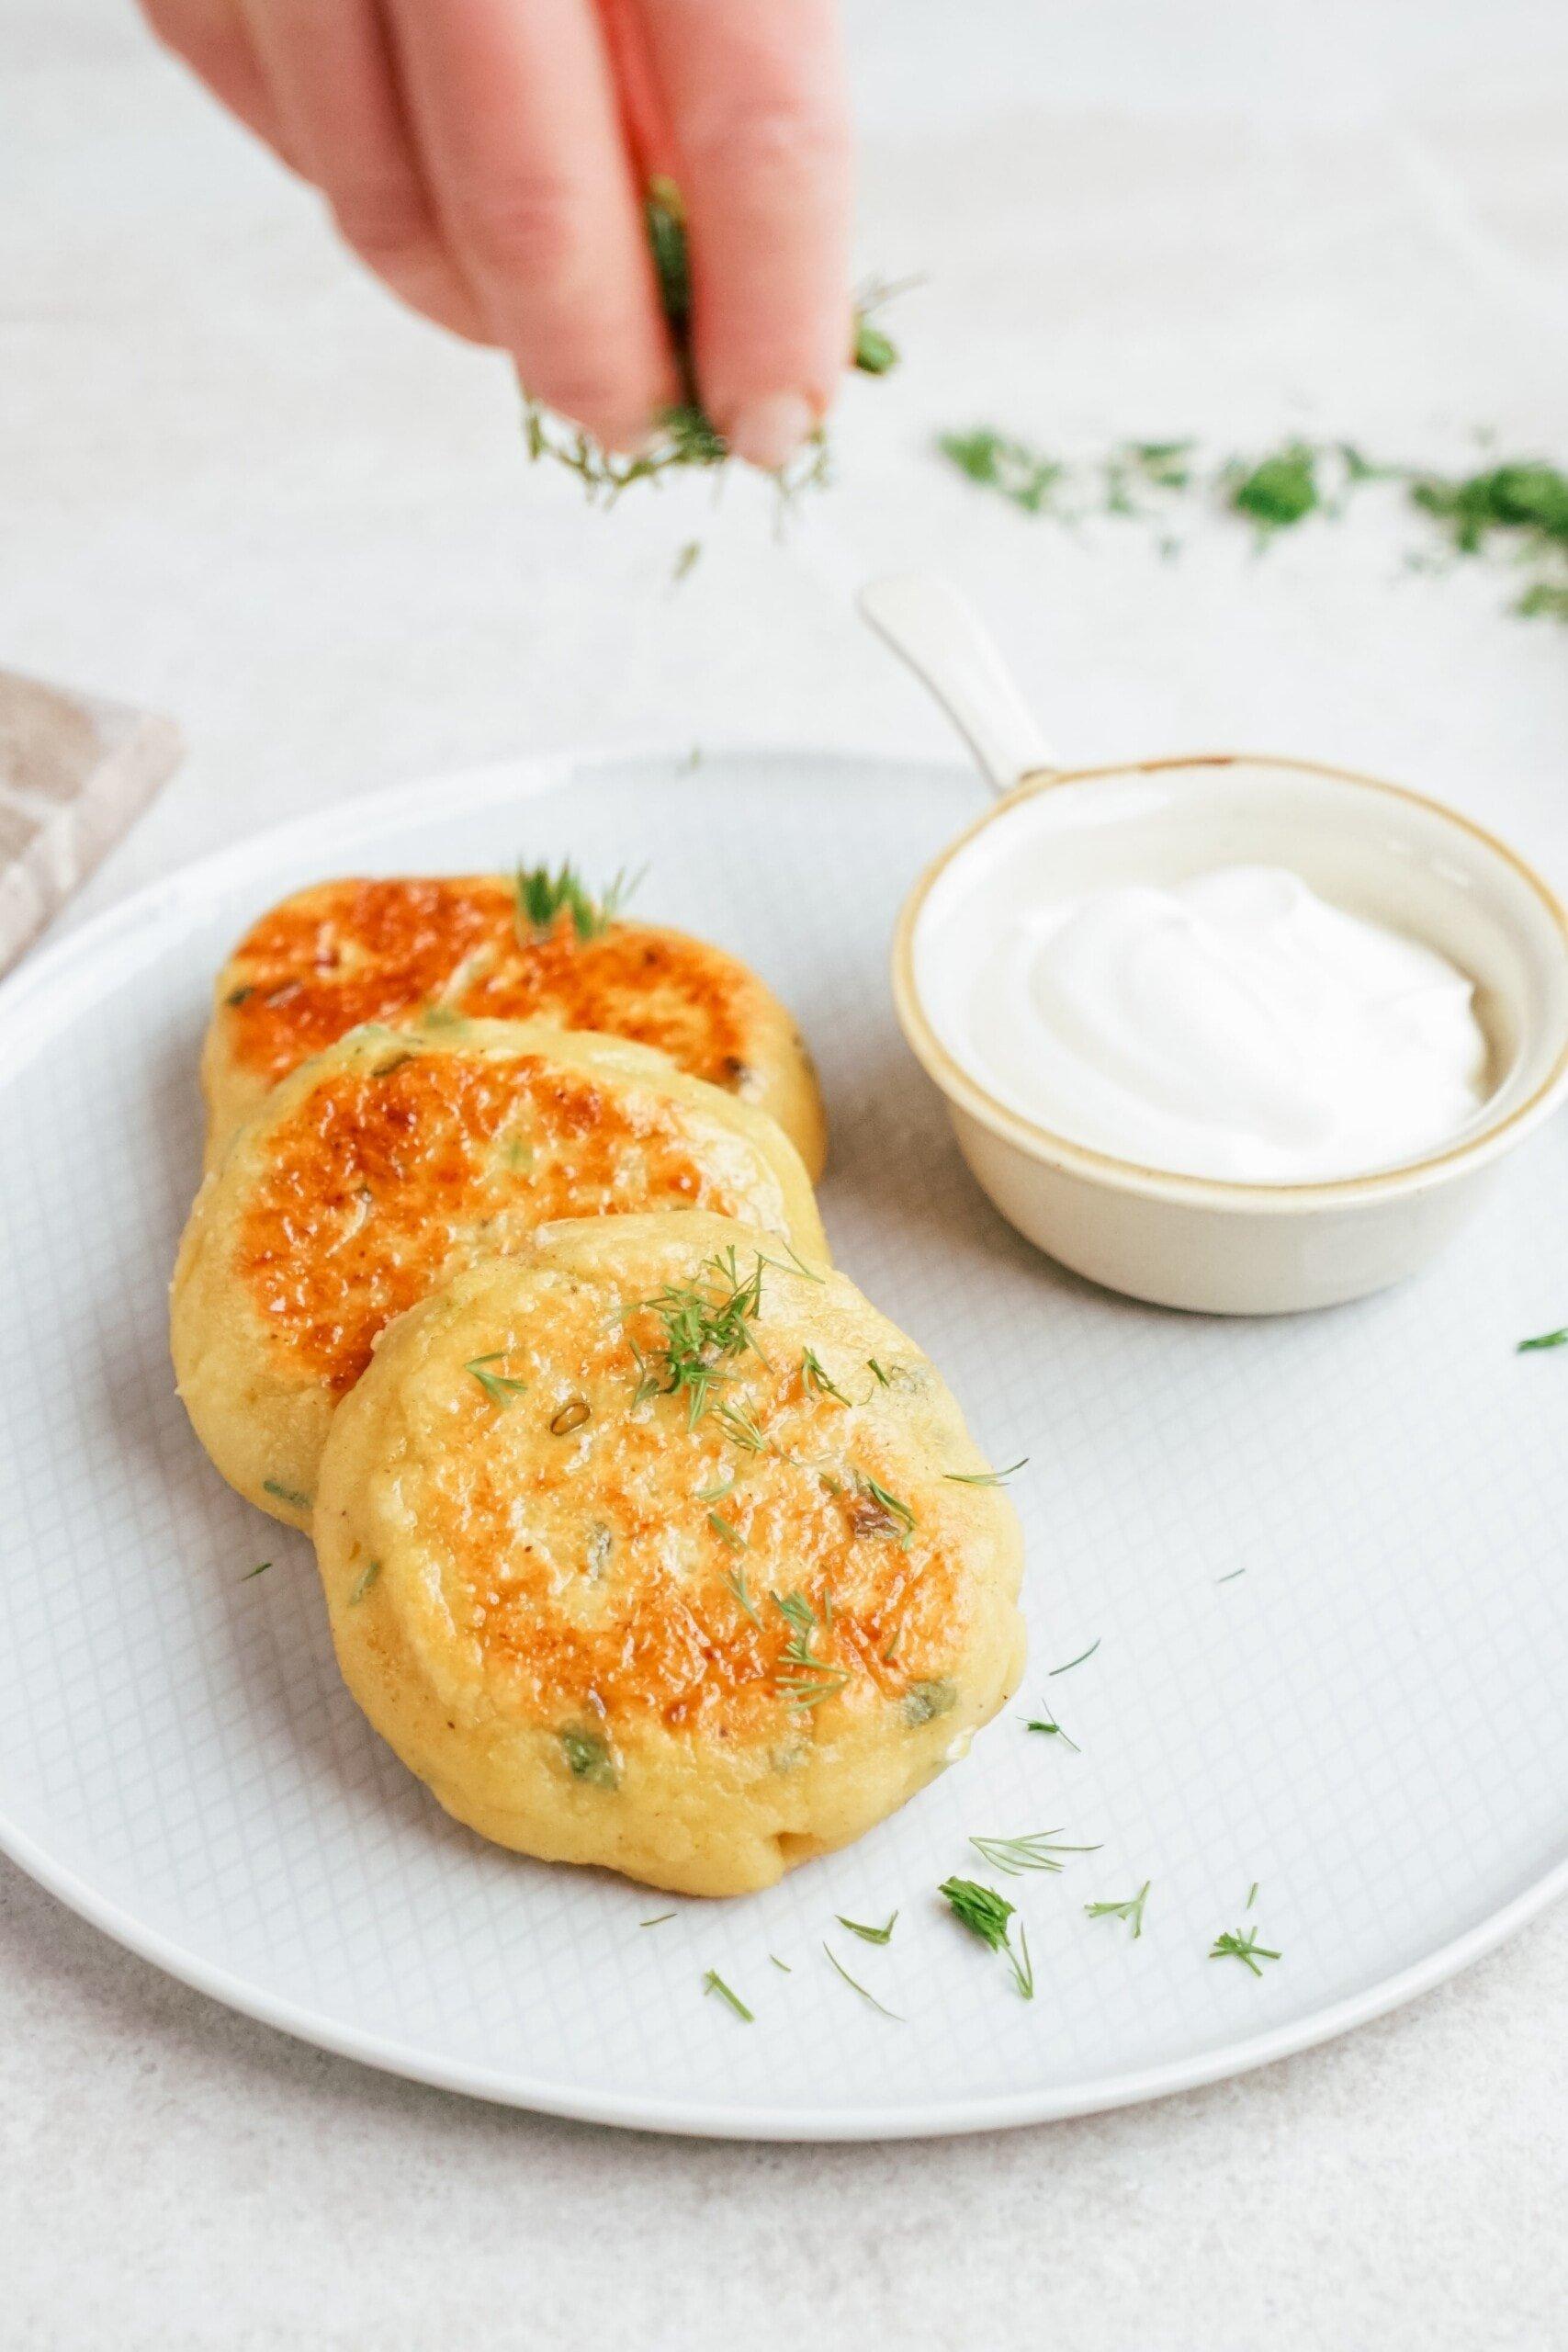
[313, 1214, 1026, 1896]
[171, 1023, 826, 1531]
[202, 875, 827, 1175]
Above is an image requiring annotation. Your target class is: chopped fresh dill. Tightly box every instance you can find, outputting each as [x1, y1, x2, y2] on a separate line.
[939, 428, 1066, 515]
[721, 1564, 760, 1624]
[1518, 1327, 1568, 1352]
[714, 1401, 769, 1453]
[560, 1726, 616, 1787]
[899, 1678, 956, 1727]
[262, 1478, 310, 1510]
[771, 1954, 792, 1973]
[1210, 1926, 1282, 1977]
[640, 1912, 676, 1928]
[823, 1942, 903, 2019]
[772, 1589, 849, 1708]
[348, 1557, 381, 1605]
[523, 175, 896, 505]
[627, 1247, 768, 1428]
[707, 1508, 745, 1550]
[240, 1560, 271, 1582]
[800, 1347, 853, 1406]
[867, 1358, 890, 1387]
[837, 1912, 897, 1944]
[513, 858, 642, 944]
[1049, 1639, 1100, 1677]
[943, 1457, 1028, 1487]
[757, 1240, 826, 1284]
[1247, 1881, 1259, 1909]
[1226, 442, 1319, 531]
[696, 1473, 735, 1503]
[671, 539, 702, 586]
[1216, 1567, 1247, 1584]
[938, 1878, 1034, 1999]
[1023, 1711, 1080, 1751]
[969, 1829, 1101, 1877]
[465, 1353, 528, 1409]
[701, 1967, 754, 2022]
[1085, 1880, 1150, 1939]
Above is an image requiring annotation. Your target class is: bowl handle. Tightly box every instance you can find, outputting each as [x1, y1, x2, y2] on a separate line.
[858, 571, 1059, 797]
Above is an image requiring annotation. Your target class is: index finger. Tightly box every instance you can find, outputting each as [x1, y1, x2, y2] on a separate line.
[635, 0, 854, 470]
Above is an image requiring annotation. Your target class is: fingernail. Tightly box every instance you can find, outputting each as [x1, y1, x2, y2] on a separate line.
[727, 391, 818, 472]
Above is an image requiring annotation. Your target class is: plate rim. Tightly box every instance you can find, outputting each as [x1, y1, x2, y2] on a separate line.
[1, 741, 1562, 2142]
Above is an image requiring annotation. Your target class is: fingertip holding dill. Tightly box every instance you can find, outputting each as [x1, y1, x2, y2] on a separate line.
[524, 176, 897, 508]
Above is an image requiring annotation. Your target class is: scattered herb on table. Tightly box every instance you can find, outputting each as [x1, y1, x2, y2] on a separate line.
[970, 1829, 1101, 1877]
[943, 1457, 1028, 1487]
[1085, 1880, 1151, 1939]
[1023, 1710, 1080, 1751]
[824, 1943, 903, 2019]
[240, 1560, 272, 1582]
[702, 1967, 754, 2021]
[1216, 1567, 1247, 1584]
[1210, 1926, 1282, 1977]
[1518, 1327, 1568, 1352]
[639, 1911, 676, 1928]
[837, 1912, 897, 1945]
[771, 1954, 792, 1973]
[1049, 1639, 1100, 1677]
[938, 1877, 1034, 1999]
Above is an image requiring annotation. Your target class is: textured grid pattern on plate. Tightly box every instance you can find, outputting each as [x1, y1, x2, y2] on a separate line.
[0, 750, 1565, 2129]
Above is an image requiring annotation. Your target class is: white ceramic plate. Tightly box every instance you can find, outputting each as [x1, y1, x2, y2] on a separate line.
[2, 747, 1566, 2142]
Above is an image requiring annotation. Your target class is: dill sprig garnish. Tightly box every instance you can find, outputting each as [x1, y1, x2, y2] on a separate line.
[1023, 1710, 1079, 1751]
[240, 1560, 271, 1582]
[523, 175, 897, 506]
[823, 1943, 903, 2019]
[943, 1458, 1028, 1487]
[866, 1358, 890, 1387]
[771, 1589, 849, 1709]
[707, 1508, 745, 1550]
[1210, 1926, 1282, 1977]
[969, 1829, 1101, 1877]
[1049, 1639, 1100, 1677]
[938, 1877, 1034, 1999]
[837, 1912, 897, 1945]
[714, 1401, 769, 1454]
[513, 859, 642, 944]
[626, 1247, 769, 1428]
[800, 1347, 853, 1406]
[721, 1564, 760, 1623]
[701, 1967, 754, 2021]
[850, 1473, 916, 1545]
[1085, 1880, 1150, 1939]
[1519, 1326, 1568, 1351]
[465, 1353, 529, 1409]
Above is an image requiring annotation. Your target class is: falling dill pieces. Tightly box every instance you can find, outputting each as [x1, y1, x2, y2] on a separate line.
[1049, 1639, 1100, 1678]
[823, 1943, 903, 2020]
[969, 1830, 1101, 1878]
[1518, 1326, 1568, 1352]
[943, 1457, 1028, 1487]
[465, 1353, 529, 1409]
[701, 1968, 754, 2022]
[837, 1912, 897, 1945]
[938, 1878, 1034, 2000]
[1085, 1881, 1151, 1940]
[1210, 1926, 1282, 1978]
[937, 430, 1568, 623]
[513, 859, 643, 945]
[523, 174, 898, 508]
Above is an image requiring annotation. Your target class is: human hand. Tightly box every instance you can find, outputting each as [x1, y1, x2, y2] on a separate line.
[141, 0, 855, 469]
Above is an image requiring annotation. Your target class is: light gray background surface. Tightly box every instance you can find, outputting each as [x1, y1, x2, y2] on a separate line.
[4, 2, 1567, 2344]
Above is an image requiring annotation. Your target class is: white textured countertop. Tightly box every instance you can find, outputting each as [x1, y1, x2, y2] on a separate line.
[4, 2, 1567, 2342]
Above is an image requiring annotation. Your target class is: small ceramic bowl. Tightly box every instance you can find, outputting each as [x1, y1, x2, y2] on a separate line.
[892, 752, 1568, 1313]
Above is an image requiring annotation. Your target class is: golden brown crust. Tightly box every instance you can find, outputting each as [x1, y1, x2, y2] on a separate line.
[201, 876, 827, 1177]
[171, 1024, 826, 1532]
[312, 1214, 1027, 1896]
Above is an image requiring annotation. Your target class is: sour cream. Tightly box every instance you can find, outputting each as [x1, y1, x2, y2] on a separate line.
[945, 865, 1490, 1182]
